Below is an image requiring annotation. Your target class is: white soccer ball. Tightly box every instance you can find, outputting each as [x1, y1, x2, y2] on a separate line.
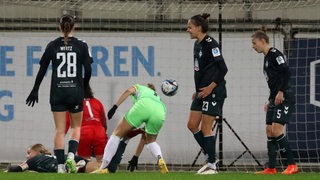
[161, 79, 178, 96]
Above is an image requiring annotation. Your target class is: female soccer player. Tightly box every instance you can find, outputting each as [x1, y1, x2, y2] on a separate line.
[252, 28, 298, 175]
[26, 14, 92, 173]
[66, 83, 107, 162]
[186, 13, 228, 174]
[93, 83, 169, 174]
[6, 143, 99, 173]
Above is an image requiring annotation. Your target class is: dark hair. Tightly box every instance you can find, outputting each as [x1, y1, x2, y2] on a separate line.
[59, 14, 75, 46]
[190, 13, 210, 33]
[147, 83, 156, 91]
[30, 143, 51, 155]
[251, 26, 269, 43]
[85, 83, 94, 99]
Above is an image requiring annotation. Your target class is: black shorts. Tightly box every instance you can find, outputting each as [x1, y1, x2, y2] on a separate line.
[50, 89, 83, 113]
[190, 92, 225, 117]
[266, 100, 294, 125]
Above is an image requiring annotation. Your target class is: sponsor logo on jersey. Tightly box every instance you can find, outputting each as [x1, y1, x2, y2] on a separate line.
[212, 47, 221, 57]
[194, 58, 199, 71]
[212, 101, 217, 106]
[276, 56, 285, 65]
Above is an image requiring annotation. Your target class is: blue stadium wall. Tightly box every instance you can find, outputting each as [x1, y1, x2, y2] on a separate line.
[288, 38, 320, 163]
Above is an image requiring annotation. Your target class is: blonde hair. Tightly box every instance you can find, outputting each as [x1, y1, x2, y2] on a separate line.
[147, 83, 156, 91]
[30, 143, 52, 155]
[251, 26, 269, 43]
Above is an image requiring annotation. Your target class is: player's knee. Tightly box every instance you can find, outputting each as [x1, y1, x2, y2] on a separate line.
[187, 122, 198, 133]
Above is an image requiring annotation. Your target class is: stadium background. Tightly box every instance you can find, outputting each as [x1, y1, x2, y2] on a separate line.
[0, 0, 319, 172]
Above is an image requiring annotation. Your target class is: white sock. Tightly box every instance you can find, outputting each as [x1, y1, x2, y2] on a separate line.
[67, 152, 75, 160]
[146, 142, 163, 160]
[100, 135, 120, 169]
[207, 162, 216, 170]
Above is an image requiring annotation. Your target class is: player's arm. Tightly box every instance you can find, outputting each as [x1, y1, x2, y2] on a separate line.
[7, 162, 29, 172]
[275, 54, 290, 105]
[26, 44, 51, 107]
[107, 85, 137, 120]
[83, 43, 93, 90]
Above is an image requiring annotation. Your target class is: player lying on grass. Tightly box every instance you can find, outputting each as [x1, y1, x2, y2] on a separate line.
[6, 129, 145, 173]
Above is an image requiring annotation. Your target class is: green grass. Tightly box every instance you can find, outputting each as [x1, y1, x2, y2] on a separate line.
[0, 171, 319, 180]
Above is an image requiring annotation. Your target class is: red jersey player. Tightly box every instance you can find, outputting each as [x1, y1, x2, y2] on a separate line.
[66, 84, 107, 161]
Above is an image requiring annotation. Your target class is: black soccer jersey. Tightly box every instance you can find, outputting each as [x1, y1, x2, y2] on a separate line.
[26, 154, 58, 172]
[193, 35, 228, 93]
[263, 47, 291, 100]
[38, 37, 93, 107]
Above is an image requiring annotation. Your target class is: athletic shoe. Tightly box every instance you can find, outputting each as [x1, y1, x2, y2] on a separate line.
[90, 168, 109, 174]
[197, 164, 208, 174]
[200, 169, 218, 175]
[57, 164, 66, 173]
[282, 164, 298, 175]
[76, 160, 86, 167]
[158, 158, 169, 174]
[66, 158, 77, 173]
[254, 168, 277, 174]
[197, 163, 218, 175]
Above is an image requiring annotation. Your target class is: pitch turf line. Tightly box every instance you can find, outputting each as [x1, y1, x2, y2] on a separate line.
[0, 171, 319, 180]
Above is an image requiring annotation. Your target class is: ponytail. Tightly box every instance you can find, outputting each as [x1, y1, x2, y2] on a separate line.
[59, 15, 75, 46]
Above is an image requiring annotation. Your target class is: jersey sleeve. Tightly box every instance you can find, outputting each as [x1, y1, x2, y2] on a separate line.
[273, 51, 291, 91]
[82, 42, 93, 90]
[209, 40, 228, 84]
[97, 98, 107, 129]
[31, 42, 52, 91]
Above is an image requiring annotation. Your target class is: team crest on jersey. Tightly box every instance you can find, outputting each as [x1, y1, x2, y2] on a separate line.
[212, 47, 221, 57]
[206, 37, 212, 42]
[276, 56, 285, 65]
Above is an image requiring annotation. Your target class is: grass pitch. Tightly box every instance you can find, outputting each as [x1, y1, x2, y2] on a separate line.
[0, 171, 319, 180]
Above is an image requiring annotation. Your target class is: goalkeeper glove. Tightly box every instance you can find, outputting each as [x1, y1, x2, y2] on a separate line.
[127, 155, 138, 172]
[107, 104, 118, 120]
[26, 88, 39, 107]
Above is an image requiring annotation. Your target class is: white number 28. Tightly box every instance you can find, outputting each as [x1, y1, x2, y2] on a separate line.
[56, 52, 77, 78]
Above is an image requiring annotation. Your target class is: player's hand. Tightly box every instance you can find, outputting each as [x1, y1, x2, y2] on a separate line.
[275, 91, 284, 106]
[264, 101, 269, 112]
[107, 104, 118, 120]
[127, 155, 138, 172]
[26, 89, 39, 107]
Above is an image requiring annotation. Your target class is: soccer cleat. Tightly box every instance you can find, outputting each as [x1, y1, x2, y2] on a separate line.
[197, 164, 208, 174]
[254, 168, 277, 174]
[157, 158, 169, 174]
[282, 164, 298, 175]
[57, 164, 66, 173]
[90, 168, 109, 174]
[76, 160, 86, 167]
[66, 158, 77, 173]
[197, 163, 218, 175]
[200, 169, 218, 175]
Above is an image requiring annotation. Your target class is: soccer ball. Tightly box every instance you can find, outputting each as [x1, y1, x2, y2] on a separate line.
[161, 79, 178, 96]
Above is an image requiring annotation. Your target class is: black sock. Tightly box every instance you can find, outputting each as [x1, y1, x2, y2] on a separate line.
[108, 140, 127, 173]
[276, 134, 295, 165]
[68, 139, 79, 155]
[194, 131, 206, 153]
[203, 135, 216, 163]
[54, 149, 65, 164]
[267, 137, 277, 168]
